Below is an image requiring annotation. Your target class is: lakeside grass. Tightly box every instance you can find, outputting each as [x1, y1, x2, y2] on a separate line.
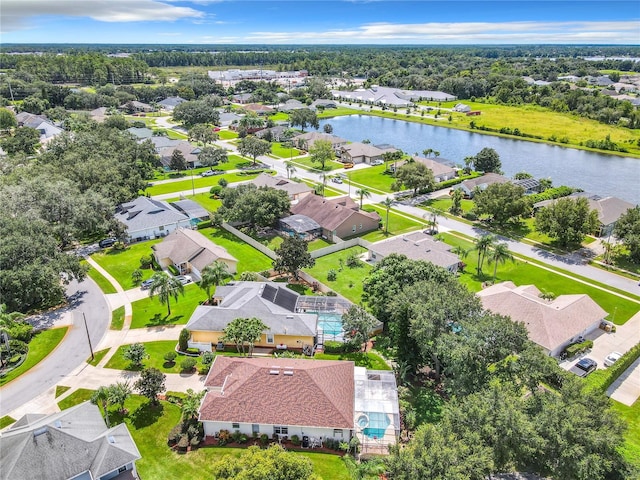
[91, 240, 161, 290]
[0, 327, 68, 387]
[303, 246, 370, 303]
[440, 232, 639, 324]
[131, 283, 204, 329]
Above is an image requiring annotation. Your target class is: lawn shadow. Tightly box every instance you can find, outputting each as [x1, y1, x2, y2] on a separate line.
[145, 313, 184, 327]
[130, 401, 164, 429]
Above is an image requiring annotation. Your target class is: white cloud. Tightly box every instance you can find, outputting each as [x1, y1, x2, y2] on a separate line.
[1, 0, 205, 31]
[243, 20, 640, 44]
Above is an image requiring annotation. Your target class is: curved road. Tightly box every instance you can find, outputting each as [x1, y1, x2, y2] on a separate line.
[0, 277, 110, 416]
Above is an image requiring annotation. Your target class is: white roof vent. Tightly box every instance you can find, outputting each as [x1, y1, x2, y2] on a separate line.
[54, 420, 62, 428]
[283, 370, 294, 376]
[269, 369, 280, 375]
[108, 436, 116, 444]
[33, 427, 48, 437]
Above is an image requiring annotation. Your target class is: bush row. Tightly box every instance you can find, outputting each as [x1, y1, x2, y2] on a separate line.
[564, 339, 593, 358]
[437, 172, 482, 191]
[587, 342, 640, 393]
[526, 186, 577, 205]
[324, 340, 360, 354]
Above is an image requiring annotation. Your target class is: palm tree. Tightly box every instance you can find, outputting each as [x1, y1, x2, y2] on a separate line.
[239, 271, 259, 281]
[433, 150, 440, 159]
[423, 208, 443, 234]
[489, 242, 514, 284]
[109, 381, 132, 414]
[382, 197, 394, 234]
[200, 261, 232, 303]
[474, 234, 496, 276]
[355, 187, 371, 209]
[319, 173, 328, 197]
[422, 148, 433, 158]
[91, 386, 112, 427]
[181, 389, 205, 420]
[149, 272, 185, 317]
[284, 161, 296, 179]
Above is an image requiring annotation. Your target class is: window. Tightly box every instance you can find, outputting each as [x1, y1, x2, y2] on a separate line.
[273, 426, 288, 435]
[232, 423, 240, 429]
[352, 225, 356, 232]
[118, 466, 127, 473]
[159, 225, 165, 231]
[333, 429, 343, 438]
[266, 333, 274, 344]
[359, 224, 363, 230]
[252, 424, 260, 434]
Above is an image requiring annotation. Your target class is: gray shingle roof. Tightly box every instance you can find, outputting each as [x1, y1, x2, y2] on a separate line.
[250, 172, 313, 197]
[115, 196, 189, 235]
[0, 402, 140, 480]
[170, 199, 209, 220]
[370, 231, 460, 269]
[533, 192, 635, 226]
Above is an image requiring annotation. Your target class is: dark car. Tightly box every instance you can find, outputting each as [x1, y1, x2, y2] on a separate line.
[570, 358, 597, 377]
[98, 238, 117, 248]
[140, 278, 154, 290]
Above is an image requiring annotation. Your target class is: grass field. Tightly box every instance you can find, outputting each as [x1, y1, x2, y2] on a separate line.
[91, 240, 161, 290]
[57, 388, 95, 411]
[303, 247, 370, 303]
[104, 340, 206, 373]
[145, 171, 266, 196]
[111, 306, 125, 330]
[84, 263, 118, 294]
[131, 283, 204, 329]
[218, 129, 238, 140]
[315, 351, 390, 370]
[361, 205, 425, 242]
[612, 399, 640, 472]
[88, 348, 110, 366]
[0, 327, 68, 387]
[290, 156, 344, 172]
[199, 227, 274, 275]
[440, 232, 640, 324]
[269, 142, 301, 159]
[347, 165, 396, 193]
[0, 416, 15, 429]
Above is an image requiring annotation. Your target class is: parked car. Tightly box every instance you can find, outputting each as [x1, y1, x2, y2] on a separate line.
[140, 278, 154, 290]
[331, 177, 343, 184]
[343, 163, 354, 169]
[98, 238, 117, 248]
[604, 351, 623, 367]
[569, 358, 597, 377]
[371, 159, 384, 166]
[201, 170, 216, 177]
[176, 275, 192, 285]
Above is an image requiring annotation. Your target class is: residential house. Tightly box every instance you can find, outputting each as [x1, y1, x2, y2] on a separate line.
[158, 96, 186, 111]
[185, 281, 317, 352]
[147, 137, 202, 168]
[170, 199, 210, 223]
[243, 103, 275, 115]
[250, 172, 314, 203]
[126, 127, 154, 140]
[278, 214, 323, 240]
[533, 192, 636, 236]
[89, 106, 108, 123]
[279, 99, 306, 112]
[15, 111, 63, 143]
[339, 142, 397, 165]
[367, 231, 461, 273]
[455, 173, 509, 198]
[218, 111, 243, 127]
[255, 125, 289, 142]
[232, 93, 252, 104]
[331, 85, 455, 106]
[152, 228, 237, 279]
[0, 401, 141, 480]
[311, 99, 337, 109]
[477, 282, 607, 357]
[198, 356, 400, 454]
[114, 196, 192, 242]
[289, 195, 380, 242]
[293, 132, 348, 152]
[119, 100, 153, 113]
[408, 156, 457, 182]
[453, 103, 471, 113]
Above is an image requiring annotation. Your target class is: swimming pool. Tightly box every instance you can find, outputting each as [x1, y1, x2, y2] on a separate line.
[358, 411, 390, 439]
[315, 312, 344, 338]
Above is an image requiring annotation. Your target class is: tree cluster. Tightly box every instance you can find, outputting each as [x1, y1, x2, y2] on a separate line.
[216, 184, 291, 229]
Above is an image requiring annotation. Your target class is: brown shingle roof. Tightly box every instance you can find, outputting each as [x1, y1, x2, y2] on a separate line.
[251, 172, 314, 197]
[200, 357, 354, 429]
[290, 195, 379, 231]
[152, 228, 236, 272]
[477, 282, 607, 352]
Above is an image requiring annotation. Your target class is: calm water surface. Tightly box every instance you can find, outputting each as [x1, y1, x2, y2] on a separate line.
[318, 115, 640, 204]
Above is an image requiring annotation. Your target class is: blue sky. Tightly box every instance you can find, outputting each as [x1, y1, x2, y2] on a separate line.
[1, 1, 639, 44]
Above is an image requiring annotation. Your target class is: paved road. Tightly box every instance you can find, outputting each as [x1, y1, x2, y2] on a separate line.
[0, 277, 110, 416]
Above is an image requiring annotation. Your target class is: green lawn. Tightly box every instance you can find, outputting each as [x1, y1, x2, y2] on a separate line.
[317, 106, 362, 119]
[0, 416, 16, 429]
[218, 129, 238, 140]
[423, 196, 475, 215]
[440, 232, 640, 324]
[88, 348, 110, 366]
[347, 165, 396, 193]
[167, 193, 221, 213]
[199, 227, 274, 275]
[145, 171, 267, 197]
[91, 240, 161, 290]
[84, 263, 117, 294]
[304, 247, 370, 303]
[111, 306, 126, 330]
[361, 205, 425, 242]
[315, 351, 390, 370]
[0, 327, 68, 386]
[269, 142, 301, 159]
[308, 237, 332, 251]
[105, 340, 207, 374]
[290, 156, 344, 172]
[207, 154, 250, 172]
[612, 399, 640, 472]
[55, 385, 71, 397]
[131, 283, 204, 329]
[300, 180, 342, 197]
[57, 388, 95, 411]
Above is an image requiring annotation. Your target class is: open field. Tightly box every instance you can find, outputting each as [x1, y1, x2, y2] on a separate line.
[347, 165, 396, 193]
[440, 232, 640, 324]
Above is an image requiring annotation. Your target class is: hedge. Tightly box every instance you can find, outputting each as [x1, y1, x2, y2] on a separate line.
[564, 339, 593, 358]
[586, 341, 640, 393]
[436, 172, 482, 191]
[527, 186, 577, 205]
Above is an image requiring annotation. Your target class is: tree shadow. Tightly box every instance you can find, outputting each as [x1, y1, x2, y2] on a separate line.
[145, 313, 184, 327]
[130, 401, 164, 429]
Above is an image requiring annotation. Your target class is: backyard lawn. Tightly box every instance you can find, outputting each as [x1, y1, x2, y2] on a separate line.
[199, 227, 274, 275]
[91, 239, 161, 290]
[361, 205, 425, 242]
[58, 394, 350, 480]
[0, 327, 68, 387]
[130, 283, 204, 329]
[303, 246, 370, 303]
[440, 232, 640, 324]
[315, 351, 390, 370]
[104, 340, 205, 373]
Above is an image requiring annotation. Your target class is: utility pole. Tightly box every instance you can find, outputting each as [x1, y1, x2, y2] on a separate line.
[191, 166, 195, 197]
[83, 312, 94, 361]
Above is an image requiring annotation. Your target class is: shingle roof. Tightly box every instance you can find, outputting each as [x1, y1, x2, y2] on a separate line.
[294, 132, 347, 148]
[170, 199, 209, 220]
[0, 402, 140, 480]
[533, 193, 635, 226]
[250, 172, 314, 197]
[461, 173, 509, 190]
[477, 282, 607, 352]
[115, 196, 189, 234]
[200, 356, 355, 429]
[342, 142, 389, 159]
[290, 195, 380, 231]
[152, 228, 236, 272]
[410, 156, 457, 177]
[370, 231, 460, 269]
[158, 96, 186, 108]
[185, 281, 316, 336]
